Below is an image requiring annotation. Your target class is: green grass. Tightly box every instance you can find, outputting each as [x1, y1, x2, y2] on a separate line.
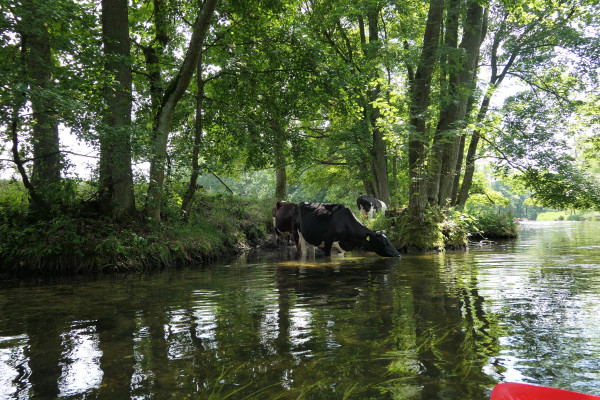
[536, 211, 600, 221]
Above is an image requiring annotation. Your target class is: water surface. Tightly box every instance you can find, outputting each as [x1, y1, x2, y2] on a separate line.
[2, 221, 600, 399]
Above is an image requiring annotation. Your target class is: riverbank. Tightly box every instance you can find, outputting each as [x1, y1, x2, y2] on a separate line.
[0, 194, 518, 275]
[0, 195, 275, 275]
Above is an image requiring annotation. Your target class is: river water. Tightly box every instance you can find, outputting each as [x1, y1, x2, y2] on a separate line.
[1, 221, 600, 399]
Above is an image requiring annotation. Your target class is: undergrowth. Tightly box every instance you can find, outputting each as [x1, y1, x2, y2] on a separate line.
[0, 194, 274, 275]
[365, 206, 517, 252]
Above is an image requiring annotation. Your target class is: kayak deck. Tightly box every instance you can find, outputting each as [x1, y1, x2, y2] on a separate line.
[491, 383, 600, 400]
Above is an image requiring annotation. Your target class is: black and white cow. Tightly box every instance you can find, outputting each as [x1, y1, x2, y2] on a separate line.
[272, 201, 298, 245]
[292, 202, 400, 258]
[357, 194, 387, 219]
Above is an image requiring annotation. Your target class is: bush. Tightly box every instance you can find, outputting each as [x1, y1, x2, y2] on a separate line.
[388, 207, 446, 252]
[383, 206, 513, 252]
[471, 209, 518, 239]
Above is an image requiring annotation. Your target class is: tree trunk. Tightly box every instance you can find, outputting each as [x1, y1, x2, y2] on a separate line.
[426, 0, 459, 205]
[430, 0, 485, 207]
[407, 0, 444, 217]
[438, 1, 485, 206]
[456, 87, 494, 208]
[100, 0, 135, 220]
[144, 0, 218, 222]
[142, 0, 170, 116]
[363, 8, 391, 205]
[24, 26, 62, 211]
[358, 161, 376, 196]
[181, 57, 205, 216]
[271, 119, 287, 200]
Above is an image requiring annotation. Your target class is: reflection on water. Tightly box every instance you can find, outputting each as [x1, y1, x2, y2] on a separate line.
[2, 222, 600, 399]
[58, 322, 103, 397]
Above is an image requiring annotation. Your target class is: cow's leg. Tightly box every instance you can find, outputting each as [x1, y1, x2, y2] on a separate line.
[322, 241, 333, 257]
[273, 218, 279, 243]
[298, 232, 309, 258]
[294, 231, 301, 253]
[333, 242, 346, 257]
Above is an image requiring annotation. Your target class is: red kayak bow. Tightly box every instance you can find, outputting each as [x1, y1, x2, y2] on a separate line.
[491, 383, 600, 400]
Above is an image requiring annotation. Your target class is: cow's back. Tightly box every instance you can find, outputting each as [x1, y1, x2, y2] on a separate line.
[295, 202, 334, 245]
[297, 202, 365, 247]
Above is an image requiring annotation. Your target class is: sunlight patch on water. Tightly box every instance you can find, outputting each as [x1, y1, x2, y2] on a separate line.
[57, 322, 103, 397]
[0, 334, 31, 399]
[290, 308, 312, 350]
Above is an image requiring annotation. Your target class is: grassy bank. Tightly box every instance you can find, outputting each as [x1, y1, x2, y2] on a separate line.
[1, 193, 520, 274]
[536, 210, 600, 221]
[0, 194, 275, 275]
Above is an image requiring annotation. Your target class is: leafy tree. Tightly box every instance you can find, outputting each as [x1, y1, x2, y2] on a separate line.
[456, 0, 600, 209]
[99, 0, 135, 220]
[406, 0, 444, 217]
[142, 0, 218, 222]
[0, 0, 98, 212]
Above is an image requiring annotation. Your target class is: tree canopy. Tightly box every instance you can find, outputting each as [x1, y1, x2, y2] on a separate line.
[2, 0, 600, 228]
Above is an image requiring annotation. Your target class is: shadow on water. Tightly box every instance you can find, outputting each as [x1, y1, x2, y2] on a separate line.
[2, 221, 600, 399]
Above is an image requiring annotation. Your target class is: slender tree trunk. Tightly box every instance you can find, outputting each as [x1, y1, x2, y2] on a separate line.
[427, 0, 459, 205]
[438, 1, 485, 206]
[142, 0, 169, 116]
[407, 0, 444, 217]
[145, 0, 218, 222]
[181, 57, 205, 215]
[271, 119, 287, 200]
[100, 0, 135, 220]
[24, 27, 62, 211]
[451, 131, 466, 204]
[457, 15, 522, 210]
[361, 8, 391, 205]
[456, 88, 494, 208]
[11, 106, 48, 211]
[431, 0, 485, 207]
[358, 161, 376, 196]
[451, 60, 483, 206]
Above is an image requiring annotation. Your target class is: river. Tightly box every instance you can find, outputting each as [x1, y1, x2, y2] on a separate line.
[1, 221, 600, 399]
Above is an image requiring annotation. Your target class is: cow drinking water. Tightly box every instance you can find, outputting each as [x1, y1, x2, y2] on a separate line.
[272, 201, 298, 245]
[292, 202, 400, 257]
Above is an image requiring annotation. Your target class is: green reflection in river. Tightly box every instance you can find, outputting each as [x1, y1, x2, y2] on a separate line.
[2, 222, 600, 399]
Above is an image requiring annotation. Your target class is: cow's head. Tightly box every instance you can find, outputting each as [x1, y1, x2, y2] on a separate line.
[366, 232, 401, 257]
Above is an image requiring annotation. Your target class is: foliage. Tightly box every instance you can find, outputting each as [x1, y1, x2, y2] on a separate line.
[382, 205, 515, 251]
[2, 0, 600, 267]
[517, 165, 600, 210]
[471, 208, 519, 239]
[440, 209, 478, 249]
[390, 207, 446, 251]
[0, 193, 274, 274]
